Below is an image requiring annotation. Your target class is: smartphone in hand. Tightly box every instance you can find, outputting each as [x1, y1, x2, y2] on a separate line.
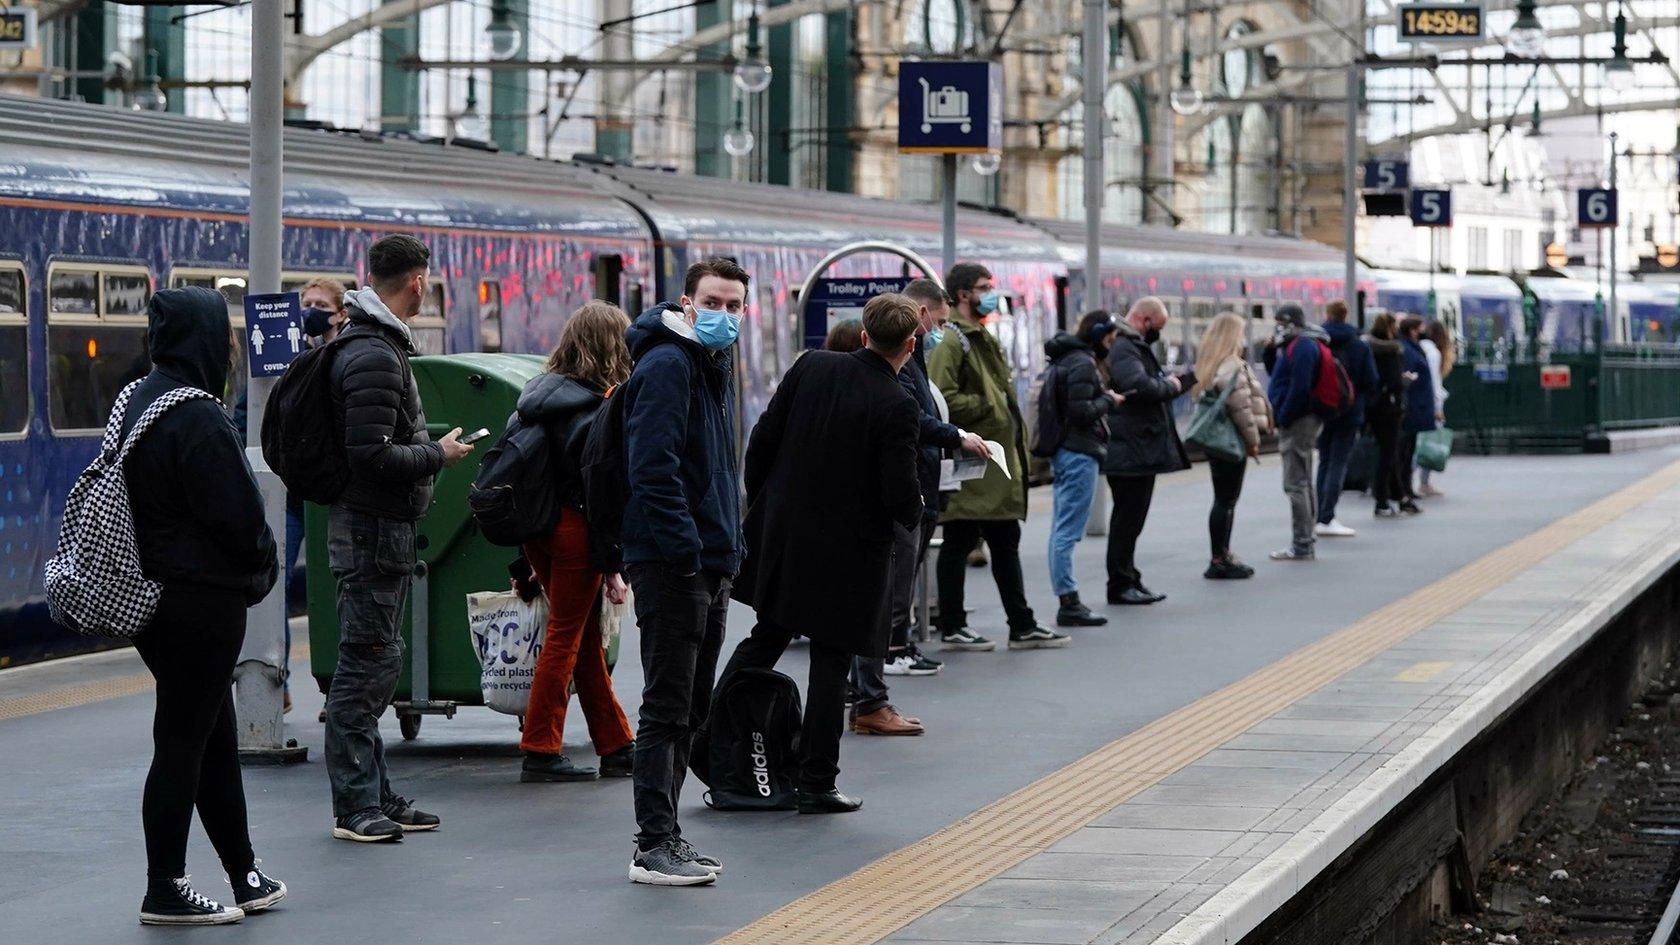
[459, 427, 492, 446]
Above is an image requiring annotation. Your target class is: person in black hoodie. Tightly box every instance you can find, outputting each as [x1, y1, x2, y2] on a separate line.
[121, 286, 285, 925]
[324, 236, 474, 844]
[621, 258, 746, 887]
[516, 302, 637, 783]
[1044, 311, 1123, 626]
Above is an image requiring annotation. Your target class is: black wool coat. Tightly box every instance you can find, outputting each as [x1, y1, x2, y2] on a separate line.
[732, 348, 923, 658]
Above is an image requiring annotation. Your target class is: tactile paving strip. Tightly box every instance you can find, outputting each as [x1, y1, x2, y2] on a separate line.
[714, 459, 1680, 945]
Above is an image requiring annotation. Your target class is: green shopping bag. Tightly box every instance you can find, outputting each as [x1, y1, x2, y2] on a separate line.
[1184, 383, 1246, 464]
[1416, 427, 1453, 472]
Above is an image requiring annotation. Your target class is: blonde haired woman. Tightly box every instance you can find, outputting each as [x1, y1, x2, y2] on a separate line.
[517, 301, 637, 783]
[1192, 313, 1273, 579]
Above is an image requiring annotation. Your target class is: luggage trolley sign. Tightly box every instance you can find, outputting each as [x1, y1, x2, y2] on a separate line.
[898, 60, 1003, 154]
[244, 292, 305, 378]
[802, 277, 912, 349]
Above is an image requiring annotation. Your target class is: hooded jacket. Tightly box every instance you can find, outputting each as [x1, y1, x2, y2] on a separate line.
[1267, 324, 1331, 428]
[925, 309, 1029, 521]
[619, 303, 742, 576]
[329, 287, 444, 521]
[1044, 331, 1112, 460]
[516, 372, 605, 511]
[1102, 320, 1190, 476]
[1366, 336, 1406, 421]
[120, 287, 278, 604]
[899, 337, 963, 521]
[1321, 320, 1380, 432]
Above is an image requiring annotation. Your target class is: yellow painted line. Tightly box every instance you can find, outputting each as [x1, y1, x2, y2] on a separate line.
[1394, 660, 1454, 683]
[0, 642, 311, 724]
[715, 459, 1680, 945]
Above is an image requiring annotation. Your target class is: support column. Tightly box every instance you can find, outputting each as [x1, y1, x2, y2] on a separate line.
[822, 7, 852, 193]
[380, 0, 420, 133]
[766, 0, 793, 185]
[1153, 0, 1174, 224]
[595, 0, 634, 162]
[490, 0, 529, 153]
[142, 6, 185, 113]
[694, 0, 733, 177]
[74, 1, 117, 105]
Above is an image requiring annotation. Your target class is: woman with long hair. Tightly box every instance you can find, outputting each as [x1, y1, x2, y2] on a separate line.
[1395, 315, 1433, 514]
[1192, 312, 1272, 579]
[1417, 321, 1454, 497]
[517, 301, 638, 783]
[1366, 313, 1412, 517]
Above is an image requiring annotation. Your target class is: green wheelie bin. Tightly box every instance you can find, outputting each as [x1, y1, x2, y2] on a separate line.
[305, 353, 619, 739]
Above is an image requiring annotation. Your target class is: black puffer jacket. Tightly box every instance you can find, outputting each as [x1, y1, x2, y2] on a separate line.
[1102, 321, 1190, 476]
[516, 372, 604, 510]
[1044, 332, 1112, 460]
[329, 289, 444, 521]
[120, 287, 278, 603]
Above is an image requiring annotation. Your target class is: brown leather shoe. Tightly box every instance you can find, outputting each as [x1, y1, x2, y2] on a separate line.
[850, 705, 924, 736]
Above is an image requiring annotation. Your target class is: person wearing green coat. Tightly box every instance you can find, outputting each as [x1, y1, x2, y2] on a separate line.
[926, 263, 1070, 653]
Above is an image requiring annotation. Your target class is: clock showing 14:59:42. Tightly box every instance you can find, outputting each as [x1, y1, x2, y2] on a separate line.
[1397, 3, 1484, 41]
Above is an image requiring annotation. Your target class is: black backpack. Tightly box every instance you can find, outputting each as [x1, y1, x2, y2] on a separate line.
[690, 667, 802, 811]
[468, 411, 562, 547]
[1028, 360, 1065, 459]
[579, 385, 629, 573]
[262, 333, 355, 505]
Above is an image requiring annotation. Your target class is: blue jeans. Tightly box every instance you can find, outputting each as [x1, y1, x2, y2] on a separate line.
[283, 505, 303, 694]
[1048, 449, 1100, 597]
[1315, 424, 1358, 525]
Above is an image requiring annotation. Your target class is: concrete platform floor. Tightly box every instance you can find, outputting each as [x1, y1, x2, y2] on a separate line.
[4, 448, 1679, 945]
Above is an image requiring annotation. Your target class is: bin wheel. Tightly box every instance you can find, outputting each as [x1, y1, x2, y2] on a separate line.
[399, 713, 422, 741]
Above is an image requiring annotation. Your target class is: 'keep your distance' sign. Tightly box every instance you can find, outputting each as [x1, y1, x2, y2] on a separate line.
[244, 292, 305, 378]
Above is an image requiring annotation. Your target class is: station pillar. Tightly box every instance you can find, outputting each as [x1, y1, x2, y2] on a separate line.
[142, 6, 186, 114]
[823, 7, 853, 193]
[765, 0, 793, 185]
[74, 2, 118, 106]
[595, 0, 634, 162]
[380, 0, 420, 133]
[693, 0, 733, 177]
[489, 0, 529, 153]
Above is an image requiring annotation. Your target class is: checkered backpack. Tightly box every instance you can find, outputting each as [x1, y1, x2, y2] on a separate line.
[45, 380, 219, 638]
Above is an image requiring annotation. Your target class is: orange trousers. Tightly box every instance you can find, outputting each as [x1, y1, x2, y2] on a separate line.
[520, 509, 634, 757]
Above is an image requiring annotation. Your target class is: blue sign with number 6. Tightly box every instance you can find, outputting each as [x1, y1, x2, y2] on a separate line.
[1410, 189, 1452, 227]
[1578, 188, 1617, 228]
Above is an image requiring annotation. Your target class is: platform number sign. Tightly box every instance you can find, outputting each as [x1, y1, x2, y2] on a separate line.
[1410, 189, 1452, 228]
[1363, 159, 1409, 191]
[1578, 188, 1618, 229]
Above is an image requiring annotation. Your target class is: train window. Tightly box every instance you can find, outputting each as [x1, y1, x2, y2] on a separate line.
[47, 263, 152, 434]
[478, 280, 502, 353]
[0, 265, 26, 436]
[592, 254, 624, 307]
[758, 284, 779, 387]
[411, 280, 447, 355]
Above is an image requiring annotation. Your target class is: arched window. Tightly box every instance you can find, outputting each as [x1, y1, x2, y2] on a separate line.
[902, 0, 973, 55]
[1235, 104, 1274, 234]
[1199, 118, 1235, 234]
[1055, 24, 1145, 224]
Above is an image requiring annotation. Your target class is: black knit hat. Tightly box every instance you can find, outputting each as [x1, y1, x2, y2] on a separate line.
[1274, 303, 1306, 327]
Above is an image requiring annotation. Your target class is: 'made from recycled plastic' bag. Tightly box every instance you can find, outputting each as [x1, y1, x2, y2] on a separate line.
[467, 590, 548, 715]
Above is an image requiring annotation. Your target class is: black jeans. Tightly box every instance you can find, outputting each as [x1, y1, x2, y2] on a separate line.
[935, 519, 1036, 636]
[721, 618, 851, 793]
[1105, 474, 1157, 594]
[134, 585, 254, 881]
[1397, 432, 1420, 502]
[1371, 412, 1404, 504]
[1206, 458, 1246, 560]
[852, 520, 934, 716]
[626, 563, 731, 849]
[323, 506, 414, 819]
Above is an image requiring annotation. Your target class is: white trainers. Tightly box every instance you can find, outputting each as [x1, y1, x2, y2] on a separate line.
[1315, 519, 1357, 538]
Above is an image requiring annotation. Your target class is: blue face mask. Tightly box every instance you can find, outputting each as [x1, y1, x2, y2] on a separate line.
[691, 307, 741, 350]
[925, 327, 945, 349]
[976, 291, 1000, 316]
[301, 306, 335, 338]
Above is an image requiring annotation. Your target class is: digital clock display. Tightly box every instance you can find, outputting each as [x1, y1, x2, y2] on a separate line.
[1397, 3, 1484, 41]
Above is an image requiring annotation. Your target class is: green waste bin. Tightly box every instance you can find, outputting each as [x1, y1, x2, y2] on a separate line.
[306, 353, 619, 740]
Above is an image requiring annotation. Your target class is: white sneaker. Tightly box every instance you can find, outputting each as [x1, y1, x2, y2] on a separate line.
[1315, 519, 1357, 538]
[882, 656, 915, 676]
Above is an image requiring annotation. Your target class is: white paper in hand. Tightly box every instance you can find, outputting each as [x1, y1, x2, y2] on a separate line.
[983, 439, 1012, 480]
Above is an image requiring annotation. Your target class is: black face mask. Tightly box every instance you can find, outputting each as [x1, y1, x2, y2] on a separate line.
[1143, 328, 1161, 344]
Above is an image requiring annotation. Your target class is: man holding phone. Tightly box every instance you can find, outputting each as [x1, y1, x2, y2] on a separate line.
[324, 235, 474, 844]
[1102, 297, 1193, 605]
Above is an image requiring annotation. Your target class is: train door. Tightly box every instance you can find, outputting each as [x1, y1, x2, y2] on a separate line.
[476, 280, 503, 353]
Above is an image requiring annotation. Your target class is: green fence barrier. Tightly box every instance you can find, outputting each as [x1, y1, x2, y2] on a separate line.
[1446, 343, 1680, 453]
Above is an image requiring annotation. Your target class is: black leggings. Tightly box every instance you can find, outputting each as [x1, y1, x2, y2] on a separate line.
[1371, 412, 1403, 504]
[1207, 457, 1247, 560]
[132, 586, 254, 881]
[1397, 432, 1420, 502]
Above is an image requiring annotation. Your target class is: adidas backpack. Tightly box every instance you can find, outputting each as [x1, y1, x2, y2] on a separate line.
[690, 667, 803, 811]
[261, 333, 356, 505]
[468, 410, 561, 547]
[45, 380, 218, 638]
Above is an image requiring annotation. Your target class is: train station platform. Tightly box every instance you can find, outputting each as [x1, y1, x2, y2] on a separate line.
[5, 448, 1680, 945]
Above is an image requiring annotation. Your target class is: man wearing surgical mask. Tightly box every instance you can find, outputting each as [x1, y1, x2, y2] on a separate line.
[620, 257, 747, 887]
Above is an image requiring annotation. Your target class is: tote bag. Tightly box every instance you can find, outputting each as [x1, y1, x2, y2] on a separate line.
[1184, 382, 1246, 465]
[1416, 427, 1454, 473]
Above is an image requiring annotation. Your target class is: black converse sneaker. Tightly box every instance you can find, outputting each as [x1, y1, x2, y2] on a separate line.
[229, 862, 287, 912]
[629, 840, 717, 886]
[1008, 626, 1072, 649]
[139, 876, 245, 926]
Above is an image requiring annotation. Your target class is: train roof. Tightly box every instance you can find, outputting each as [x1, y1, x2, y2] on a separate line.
[1525, 274, 1609, 303]
[0, 93, 648, 238]
[1031, 216, 1350, 275]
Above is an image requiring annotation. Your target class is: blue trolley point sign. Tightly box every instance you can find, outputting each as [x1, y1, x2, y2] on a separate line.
[898, 61, 1002, 154]
[244, 291, 304, 378]
[802, 276, 913, 349]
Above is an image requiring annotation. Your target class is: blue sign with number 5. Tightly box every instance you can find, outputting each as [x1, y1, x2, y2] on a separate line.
[1363, 159, 1409, 191]
[1410, 189, 1452, 227]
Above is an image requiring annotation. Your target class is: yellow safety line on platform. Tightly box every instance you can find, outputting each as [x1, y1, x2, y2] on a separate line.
[715, 459, 1680, 945]
[0, 642, 311, 724]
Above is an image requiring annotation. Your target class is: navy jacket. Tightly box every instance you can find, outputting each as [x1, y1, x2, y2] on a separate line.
[899, 338, 963, 521]
[620, 304, 743, 576]
[1322, 321, 1379, 432]
[1400, 338, 1438, 433]
[1267, 327, 1327, 428]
